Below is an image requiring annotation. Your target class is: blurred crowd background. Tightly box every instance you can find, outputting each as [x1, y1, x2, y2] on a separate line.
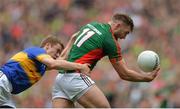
[0, 0, 179, 108]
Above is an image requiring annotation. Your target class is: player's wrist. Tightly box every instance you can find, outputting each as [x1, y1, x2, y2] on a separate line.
[76, 63, 83, 70]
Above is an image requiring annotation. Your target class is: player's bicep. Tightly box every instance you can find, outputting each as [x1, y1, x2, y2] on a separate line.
[36, 54, 55, 67]
[103, 37, 122, 63]
[36, 54, 52, 62]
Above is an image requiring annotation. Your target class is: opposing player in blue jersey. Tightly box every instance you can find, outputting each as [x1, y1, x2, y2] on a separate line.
[52, 13, 160, 108]
[0, 34, 90, 108]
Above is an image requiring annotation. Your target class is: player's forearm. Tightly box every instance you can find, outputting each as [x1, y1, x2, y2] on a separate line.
[121, 69, 152, 82]
[112, 60, 153, 82]
[54, 60, 82, 70]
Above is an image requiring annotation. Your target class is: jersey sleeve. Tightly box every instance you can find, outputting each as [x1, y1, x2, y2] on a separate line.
[25, 47, 52, 62]
[102, 35, 122, 63]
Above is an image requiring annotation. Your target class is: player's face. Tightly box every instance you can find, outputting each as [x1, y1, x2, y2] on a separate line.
[46, 44, 63, 59]
[114, 24, 131, 39]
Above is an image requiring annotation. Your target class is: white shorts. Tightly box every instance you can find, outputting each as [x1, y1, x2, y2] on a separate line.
[52, 73, 95, 101]
[0, 71, 15, 108]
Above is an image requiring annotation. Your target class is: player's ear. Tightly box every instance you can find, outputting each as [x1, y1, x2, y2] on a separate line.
[44, 43, 51, 49]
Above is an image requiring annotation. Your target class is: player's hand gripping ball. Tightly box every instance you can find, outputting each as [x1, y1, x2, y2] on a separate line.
[137, 50, 160, 72]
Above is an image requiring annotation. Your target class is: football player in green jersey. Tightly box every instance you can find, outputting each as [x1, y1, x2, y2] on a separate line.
[52, 13, 160, 108]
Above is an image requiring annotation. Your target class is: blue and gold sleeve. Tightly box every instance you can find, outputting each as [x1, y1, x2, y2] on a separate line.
[24, 47, 52, 62]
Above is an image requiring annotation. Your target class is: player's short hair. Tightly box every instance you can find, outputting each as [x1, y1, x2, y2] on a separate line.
[40, 35, 64, 49]
[112, 13, 134, 32]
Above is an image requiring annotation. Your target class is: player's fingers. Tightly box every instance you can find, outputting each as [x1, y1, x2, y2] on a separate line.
[84, 66, 91, 75]
[155, 64, 160, 70]
[72, 31, 79, 37]
[84, 71, 90, 77]
[85, 63, 91, 67]
[154, 67, 160, 72]
[152, 67, 160, 78]
[152, 66, 160, 73]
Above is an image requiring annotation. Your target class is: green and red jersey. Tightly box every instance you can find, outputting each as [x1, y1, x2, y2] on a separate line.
[63, 22, 122, 72]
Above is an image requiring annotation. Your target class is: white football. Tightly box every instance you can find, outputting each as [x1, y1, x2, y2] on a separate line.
[137, 50, 160, 72]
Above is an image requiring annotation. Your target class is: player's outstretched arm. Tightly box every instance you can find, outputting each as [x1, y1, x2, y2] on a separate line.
[41, 57, 90, 75]
[59, 32, 79, 60]
[111, 60, 160, 82]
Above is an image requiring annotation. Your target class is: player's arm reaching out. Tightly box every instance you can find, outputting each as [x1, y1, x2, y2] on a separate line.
[40, 57, 90, 75]
[111, 60, 160, 82]
[59, 32, 79, 60]
[40, 32, 90, 75]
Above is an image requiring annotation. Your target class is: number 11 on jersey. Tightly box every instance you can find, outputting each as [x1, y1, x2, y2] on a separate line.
[74, 28, 95, 47]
